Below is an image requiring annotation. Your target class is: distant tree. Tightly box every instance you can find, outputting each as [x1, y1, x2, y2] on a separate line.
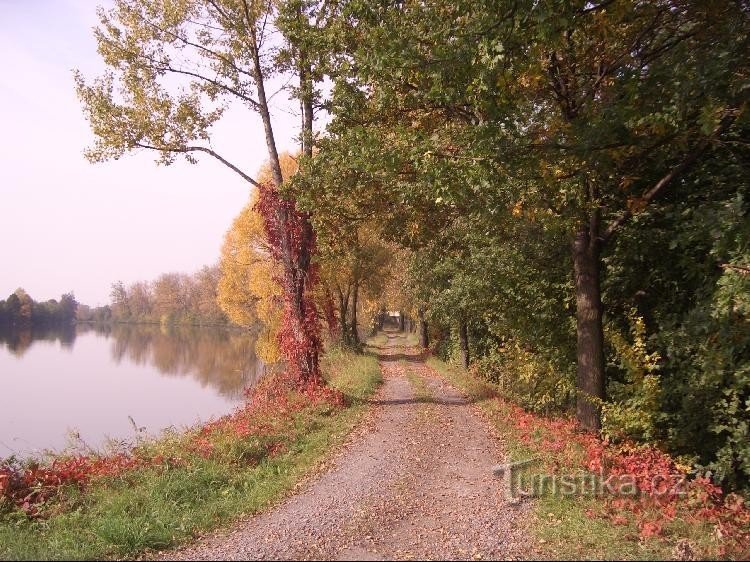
[14, 288, 33, 326]
[127, 281, 153, 319]
[153, 273, 188, 323]
[5, 293, 20, 325]
[110, 281, 130, 320]
[191, 265, 226, 325]
[59, 293, 78, 324]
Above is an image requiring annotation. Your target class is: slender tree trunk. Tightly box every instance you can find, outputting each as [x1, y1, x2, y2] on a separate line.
[418, 307, 429, 349]
[248, 26, 283, 188]
[336, 285, 350, 345]
[398, 311, 405, 332]
[458, 320, 470, 369]
[299, 59, 314, 159]
[350, 280, 359, 345]
[573, 217, 606, 431]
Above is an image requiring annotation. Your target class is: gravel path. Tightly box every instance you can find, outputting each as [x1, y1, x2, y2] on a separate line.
[159, 333, 530, 560]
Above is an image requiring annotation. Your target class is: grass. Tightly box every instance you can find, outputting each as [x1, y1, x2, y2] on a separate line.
[403, 331, 419, 347]
[426, 357, 709, 561]
[367, 332, 389, 348]
[0, 344, 382, 560]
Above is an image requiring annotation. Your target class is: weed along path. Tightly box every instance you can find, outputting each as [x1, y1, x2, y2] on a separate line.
[162, 332, 529, 560]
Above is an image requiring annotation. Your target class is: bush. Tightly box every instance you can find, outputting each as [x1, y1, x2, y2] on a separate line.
[472, 342, 575, 414]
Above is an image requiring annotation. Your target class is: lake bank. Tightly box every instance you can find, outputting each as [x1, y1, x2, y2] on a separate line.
[0, 342, 382, 559]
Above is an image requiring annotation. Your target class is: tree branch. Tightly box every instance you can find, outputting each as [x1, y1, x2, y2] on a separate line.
[125, 7, 258, 83]
[602, 111, 738, 243]
[101, 36, 261, 108]
[720, 263, 750, 275]
[133, 142, 260, 187]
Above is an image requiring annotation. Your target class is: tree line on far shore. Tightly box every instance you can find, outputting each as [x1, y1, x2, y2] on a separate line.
[0, 288, 77, 329]
[79, 265, 228, 327]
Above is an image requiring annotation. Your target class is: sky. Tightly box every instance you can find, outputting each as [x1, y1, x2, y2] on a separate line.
[0, 0, 302, 305]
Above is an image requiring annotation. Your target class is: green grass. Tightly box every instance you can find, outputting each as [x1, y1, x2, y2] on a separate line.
[403, 331, 419, 347]
[427, 357, 678, 561]
[367, 332, 389, 348]
[0, 346, 382, 560]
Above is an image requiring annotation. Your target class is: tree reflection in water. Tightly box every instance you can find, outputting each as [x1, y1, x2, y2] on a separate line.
[0, 323, 269, 399]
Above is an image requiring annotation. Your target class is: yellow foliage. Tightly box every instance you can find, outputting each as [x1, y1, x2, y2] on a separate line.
[217, 152, 301, 360]
[257, 152, 299, 184]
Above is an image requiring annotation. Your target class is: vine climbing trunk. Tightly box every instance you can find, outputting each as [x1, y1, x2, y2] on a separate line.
[573, 218, 605, 431]
[249, 20, 320, 385]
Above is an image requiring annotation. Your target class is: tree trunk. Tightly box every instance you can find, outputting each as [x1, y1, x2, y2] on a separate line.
[336, 285, 350, 345]
[398, 311, 405, 332]
[249, 21, 319, 383]
[573, 220, 606, 431]
[458, 320, 469, 369]
[248, 26, 283, 188]
[418, 307, 429, 349]
[350, 280, 360, 346]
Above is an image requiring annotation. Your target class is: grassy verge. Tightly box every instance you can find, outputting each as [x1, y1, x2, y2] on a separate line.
[403, 332, 419, 347]
[0, 345, 382, 560]
[427, 357, 739, 561]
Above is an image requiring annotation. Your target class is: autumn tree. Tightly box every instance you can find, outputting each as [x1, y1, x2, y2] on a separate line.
[315, 222, 393, 346]
[76, 0, 331, 383]
[303, 0, 749, 429]
[218, 189, 283, 362]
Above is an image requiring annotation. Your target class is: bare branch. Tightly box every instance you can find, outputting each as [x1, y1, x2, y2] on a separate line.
[720, 263, 750, 275]
[133, 142, 260, 187]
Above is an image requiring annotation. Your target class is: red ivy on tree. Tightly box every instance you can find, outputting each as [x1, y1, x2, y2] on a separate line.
[255, 182, 322, 387]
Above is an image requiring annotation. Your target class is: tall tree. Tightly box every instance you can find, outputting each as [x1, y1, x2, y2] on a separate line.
[301, 0, 750, 429]
[76, 0, 325, 383]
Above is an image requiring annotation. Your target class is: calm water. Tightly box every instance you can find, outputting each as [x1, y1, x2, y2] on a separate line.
[0, 324, 266, 458]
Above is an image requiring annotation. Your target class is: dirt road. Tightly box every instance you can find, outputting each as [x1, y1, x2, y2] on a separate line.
[163, 332, 529, 560]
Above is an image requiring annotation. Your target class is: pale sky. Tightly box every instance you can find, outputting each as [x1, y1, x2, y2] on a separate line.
[0, 0, 302, 305]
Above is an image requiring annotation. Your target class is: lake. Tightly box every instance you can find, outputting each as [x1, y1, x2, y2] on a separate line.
[0, 323, 266, 458]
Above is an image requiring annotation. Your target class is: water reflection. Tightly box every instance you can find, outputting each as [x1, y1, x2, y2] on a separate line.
[0, 324, 265, 400]
[0, 324, 77, 356]
[0, 323, 268, 456]
[96, 323, 265, 399]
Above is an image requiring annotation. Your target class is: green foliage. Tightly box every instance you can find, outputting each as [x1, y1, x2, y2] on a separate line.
[293, 0, 750, 490]
[471, 343, 575, 414]
[602, 312, 663, 443]
[0, 289, 77, 329]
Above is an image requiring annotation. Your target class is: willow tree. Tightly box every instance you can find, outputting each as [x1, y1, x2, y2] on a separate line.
[75, 0, 327, 383]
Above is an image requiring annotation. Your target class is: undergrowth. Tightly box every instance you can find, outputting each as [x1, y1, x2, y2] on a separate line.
[428, 357, 750, 561]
